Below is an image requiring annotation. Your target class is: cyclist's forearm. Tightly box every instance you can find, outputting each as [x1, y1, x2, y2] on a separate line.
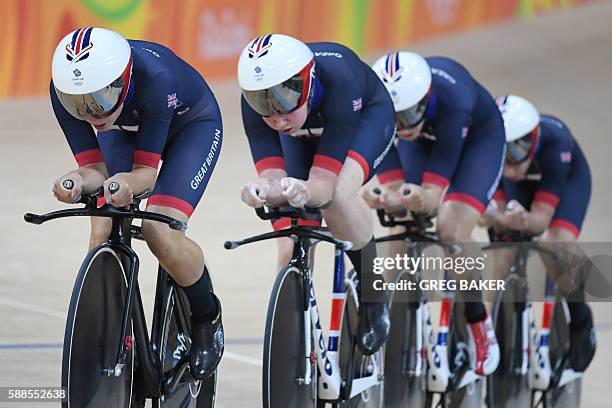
[112, 166, 157, 194]
[422, 184, 443, 214]
[524, 211, 549, 235]
[77, 163, 108, 193]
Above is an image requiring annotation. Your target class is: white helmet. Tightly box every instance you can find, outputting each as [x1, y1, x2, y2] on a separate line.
[372, 51, 432, 129]
[497, 94, 541, 163]
[237, 34, 314, 116]
[52, 27, 132, 120]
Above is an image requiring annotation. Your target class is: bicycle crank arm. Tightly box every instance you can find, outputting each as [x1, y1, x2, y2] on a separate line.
[161, 356, 191, 397]
[454, 369, 482, 389]
[102, 363, 125, 377]
[349, 372, 383, 398]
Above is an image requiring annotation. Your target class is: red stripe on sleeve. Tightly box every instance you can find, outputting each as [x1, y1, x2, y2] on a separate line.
[533, 190, 560, 208]
[255, 156, 285, 174]
[134, 150, 161, 169]
[313, 154, 343, 175]
[347, 150, 370, 181]
[422, 172, 449, 189]
[377, 169, 404, 185]
[74, 149, 104, 167]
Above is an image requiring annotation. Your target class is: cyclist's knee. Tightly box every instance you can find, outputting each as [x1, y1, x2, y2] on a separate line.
[437, 219, 463, 243]
[541, 227, 577, 243]
[142, 219, 179, 256]
[89, 217, 111, 248]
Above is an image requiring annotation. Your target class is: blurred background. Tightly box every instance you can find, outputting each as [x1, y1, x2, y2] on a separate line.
[0, 0, 594, 97]
[1, 0, 611, 407]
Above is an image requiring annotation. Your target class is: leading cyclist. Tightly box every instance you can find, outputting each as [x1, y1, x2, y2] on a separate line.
[238, 34, 396, 355]
[50, 27, 223, 379]
[366, 51, 502, 376]
[484, 94, 596, 372]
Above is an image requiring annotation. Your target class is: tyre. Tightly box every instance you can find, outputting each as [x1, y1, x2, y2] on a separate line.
[487, 274, 530, 407]
[263, 266, 317, 408]
[383, 270, 427, 407]
[152, 270, 217, 408]
[338, 281, 384, 408]
[544, 298, 582, 408]
[62, 246, 134, 407]
[446, 301, 483, 408]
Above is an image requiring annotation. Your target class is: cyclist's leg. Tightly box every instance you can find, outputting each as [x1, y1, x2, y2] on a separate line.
[538, 156, 594, 371]
[140, 117, 223, 378]
[437, 114, 505, 375]
[90, 129, 135, 248]
[319, 100, 396, 355]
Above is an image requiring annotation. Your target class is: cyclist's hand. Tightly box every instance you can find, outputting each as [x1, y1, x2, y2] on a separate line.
[281, 177, 310, 208]
[240, 181, 270, 208]
[103, 176, 133, 208]
[504, 199, 528, 230]
[400, 183, 425, 212]
[52, 171, 83, 204]
[480, 200, 499, 227]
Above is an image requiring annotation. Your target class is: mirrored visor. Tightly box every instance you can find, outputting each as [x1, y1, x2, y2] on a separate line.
[243, 75, 306, 116]
[396, 92, 430, 130]
[55, 77, 126, 121]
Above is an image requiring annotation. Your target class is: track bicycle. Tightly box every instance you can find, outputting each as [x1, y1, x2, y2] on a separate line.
[25, 182, 216, 407]
[374, 205, 484, 408]
[225, 205, 384, 407]
[484, 233, 582, 408]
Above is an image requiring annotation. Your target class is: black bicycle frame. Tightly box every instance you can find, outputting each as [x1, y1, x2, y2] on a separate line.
[483, 237, 559, 376]
[24, 188, 187, 399]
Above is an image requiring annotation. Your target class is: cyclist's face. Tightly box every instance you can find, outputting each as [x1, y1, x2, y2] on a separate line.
[503, 158, 532, 181]
[86, 103, 124, 132]
[396, 121, 424, 141]
[262, 103, 308, 135]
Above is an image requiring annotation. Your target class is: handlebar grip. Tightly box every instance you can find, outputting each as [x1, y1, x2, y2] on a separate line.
[62, 179, 74, 190]
[24, 213, 43, 224]
[109, 182, 120, 194]
[224, 241, 239, 250]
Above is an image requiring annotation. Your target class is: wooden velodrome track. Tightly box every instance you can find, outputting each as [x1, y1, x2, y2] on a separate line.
[1, 2, 611, 406]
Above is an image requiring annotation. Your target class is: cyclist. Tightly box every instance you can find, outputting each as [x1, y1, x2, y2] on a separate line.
[50, 27, 223, 379]
[238, 34, 395, 355]
[366, 51, 502, 376]
[484, 94, 596, 372]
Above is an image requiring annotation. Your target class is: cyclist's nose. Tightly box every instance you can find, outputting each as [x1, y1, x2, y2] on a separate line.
[275, 116, 288, 127]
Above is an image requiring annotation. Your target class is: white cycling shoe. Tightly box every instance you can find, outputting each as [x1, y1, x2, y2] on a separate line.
[467, 313, 500, 376]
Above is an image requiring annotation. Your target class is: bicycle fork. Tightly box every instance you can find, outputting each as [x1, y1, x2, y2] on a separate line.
[528, 299, 553, 389]
[424, 296, 451, 393]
